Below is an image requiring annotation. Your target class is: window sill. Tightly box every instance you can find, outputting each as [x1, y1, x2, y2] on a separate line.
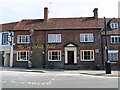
[80, 41, 94, 43]
[17, 43, 30, 44]
[81, 60, 95, 61]
[48, 60, 61, 62]
[17, 60, 28, 62]
[48, 43, 61, 44]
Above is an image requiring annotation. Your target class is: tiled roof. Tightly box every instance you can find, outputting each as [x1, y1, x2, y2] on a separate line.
[1, 22, 18, 31]
[2, 17, 102, 31]
[1, 17, 120, 32]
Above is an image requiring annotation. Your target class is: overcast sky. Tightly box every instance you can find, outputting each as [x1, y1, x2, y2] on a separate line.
[0, 0, 119, 24]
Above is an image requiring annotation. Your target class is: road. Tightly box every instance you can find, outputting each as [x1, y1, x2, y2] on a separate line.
[0, 70, 119, 88]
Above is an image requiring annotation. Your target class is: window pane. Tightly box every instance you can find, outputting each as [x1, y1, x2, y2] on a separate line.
[119, 37, 120, 43]
[108, 52, 118, 61]
[112, 23, 114, 29]
[2, 33, 8, 45]
[115, 37, 118, 43]
[26, 36, 29, 42]
[22, 36, 26, 42]
[57, 34, 61, 42]
[85, 34, 88, 41]
[80, 34, 84, 42]
[111, 37, 114, 43]
[89, 34, 93, 42]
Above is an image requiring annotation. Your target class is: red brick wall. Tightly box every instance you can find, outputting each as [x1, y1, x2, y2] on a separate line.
[13, 29, 102, 69]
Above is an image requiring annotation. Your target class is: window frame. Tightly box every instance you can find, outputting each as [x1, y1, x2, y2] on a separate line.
[111, 36, 120, 44]
[80, 50, 94, 61]
[80, 33, 94, 42]
[110, 23, 118, 29]
[108, 50, 118, 62]
[17, 35, 30, 44]
[2, 33, 8, 45]
[48, 50, 61, 61]
[17, 50, 29, 61]
[48, 34, 61, 43]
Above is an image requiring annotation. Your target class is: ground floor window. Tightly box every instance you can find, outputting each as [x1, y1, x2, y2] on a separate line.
[80, 50, 94, 61]
[17, 51, 29, 61]
[48, 50, 61, 61]
[108, 50, 118, 62]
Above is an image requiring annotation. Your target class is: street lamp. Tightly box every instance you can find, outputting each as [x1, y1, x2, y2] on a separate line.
[104, 17, 111, 74]
[28, 29, 34, 69]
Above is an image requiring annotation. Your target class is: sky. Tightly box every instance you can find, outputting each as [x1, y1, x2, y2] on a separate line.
[0, 0, 120, 24]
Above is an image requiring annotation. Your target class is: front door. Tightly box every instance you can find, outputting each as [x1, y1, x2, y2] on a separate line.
[68, 51, 74, 65]
[65, 43, 77, 64]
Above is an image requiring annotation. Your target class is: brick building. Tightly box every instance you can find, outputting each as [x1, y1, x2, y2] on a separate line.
[1, 7, 120, 69]
[101, 18, 120, 70]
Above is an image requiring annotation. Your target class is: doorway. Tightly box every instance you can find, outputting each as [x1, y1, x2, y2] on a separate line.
[68, 51, 74, 65]
[64, 43, 77, 64]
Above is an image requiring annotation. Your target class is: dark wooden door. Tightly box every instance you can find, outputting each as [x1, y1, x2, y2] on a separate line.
[68, 51, 74, 65]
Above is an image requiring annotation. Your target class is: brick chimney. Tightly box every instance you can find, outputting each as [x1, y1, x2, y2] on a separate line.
[44, 7, 48, 22]
[93, 8, 98, 20]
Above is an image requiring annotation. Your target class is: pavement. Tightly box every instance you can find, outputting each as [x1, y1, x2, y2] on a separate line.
[0, 66, 119, 77]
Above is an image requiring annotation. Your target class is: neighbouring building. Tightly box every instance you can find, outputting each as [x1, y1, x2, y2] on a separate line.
[1, 7, 120, 70]
[0, 23, 15, 67]
[101, 18, 120, 70]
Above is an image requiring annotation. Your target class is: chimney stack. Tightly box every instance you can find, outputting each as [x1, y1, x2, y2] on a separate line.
[44, 7, 48, 22]
[93, 8, 98, 20]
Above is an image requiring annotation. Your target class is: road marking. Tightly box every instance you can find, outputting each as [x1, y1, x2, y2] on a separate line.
[1, 80, 7, 83]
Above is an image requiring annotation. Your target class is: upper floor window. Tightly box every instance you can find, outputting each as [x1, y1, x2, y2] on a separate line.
[17, 35, 30, 44]
[2, 33, 8, 45]
[111, 36, 120, 44]
[108, 50, 118, 62]
[110, 23, 118, 29]
[80, 33, 94, 42]
[48, 34, 61, 43]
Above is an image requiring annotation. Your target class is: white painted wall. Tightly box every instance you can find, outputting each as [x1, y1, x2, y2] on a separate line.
[0, 32, 11, 67]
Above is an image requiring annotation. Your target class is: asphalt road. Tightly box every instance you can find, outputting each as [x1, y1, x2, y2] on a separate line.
[0, 70, 119, 88]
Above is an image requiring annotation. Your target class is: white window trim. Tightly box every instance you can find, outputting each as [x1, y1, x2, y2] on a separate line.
[17, 50, 29, 61]
[48, 34, 61, 43]
[17, 35, 30, 44]
[108, 50, 118, 53]
[80, 33, 94, 42]
[111, 36, 120, 44]
[108, 50, 118, 61]
[48, 50, 61, 61]
[2, 33, 8, 45]
[110, 23, 118, 29]
[80, 50, 94, 61]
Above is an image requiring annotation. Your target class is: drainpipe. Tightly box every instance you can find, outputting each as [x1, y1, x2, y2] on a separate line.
[101, 32, 104, 69]
[43, 30, 46, 68]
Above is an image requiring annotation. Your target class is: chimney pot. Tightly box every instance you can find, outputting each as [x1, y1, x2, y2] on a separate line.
[93, 8, 98, 20]
[44, 7, 48, 22]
